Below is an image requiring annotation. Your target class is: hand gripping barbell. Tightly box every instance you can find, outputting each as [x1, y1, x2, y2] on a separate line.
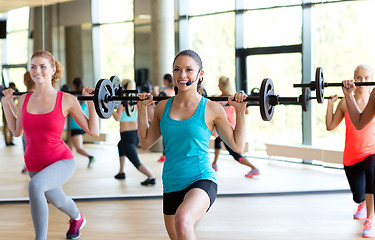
[0, 75, 137, 111]
[78, 78, 281, 121]
[293, 67, 373, 103]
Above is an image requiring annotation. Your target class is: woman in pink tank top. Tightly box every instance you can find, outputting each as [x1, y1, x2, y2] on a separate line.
[327, 65, 375, 238]
[1, 50, 99, 240]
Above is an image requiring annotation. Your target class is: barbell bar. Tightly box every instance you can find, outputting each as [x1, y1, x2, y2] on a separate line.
[78, 78, 280, 121]
[0, 89, 138, 98]
[293, 67, 374, 103]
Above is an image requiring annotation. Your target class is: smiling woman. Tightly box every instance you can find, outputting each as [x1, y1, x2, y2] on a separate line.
[1, 50, 99, 240]
[136, 49, 249, 239]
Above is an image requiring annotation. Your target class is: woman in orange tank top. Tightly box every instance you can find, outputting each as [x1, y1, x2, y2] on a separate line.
[327, 64, 375, 238]
[211, 76, 260, 178]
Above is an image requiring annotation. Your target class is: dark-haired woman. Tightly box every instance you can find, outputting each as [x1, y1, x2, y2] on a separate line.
[137, 49, 248, 239]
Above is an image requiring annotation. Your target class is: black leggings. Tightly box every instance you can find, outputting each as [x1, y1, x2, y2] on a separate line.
[344, 154, 375, 203]
[117, 130, 141, 169]
[215, 137, 243, 161]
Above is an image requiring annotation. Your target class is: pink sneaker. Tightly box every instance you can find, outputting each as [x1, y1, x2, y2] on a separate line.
[212, 164, 218, 171]
[66, 212, 86, 239]
[363, 218, 375, 238]
[157, 155, 165, 162]
[354, 204, 367, 219]
[245, 168, 260, 178]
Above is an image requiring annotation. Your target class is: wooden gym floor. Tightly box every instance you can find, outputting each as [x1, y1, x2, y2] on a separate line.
[0, 136, 367, 239]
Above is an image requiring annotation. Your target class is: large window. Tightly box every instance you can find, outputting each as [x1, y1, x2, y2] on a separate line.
[96, 0, 134, 137]
[244, 6, 302, 48]
[246, 53, 302, 149]
[312, 0, 375, 148]
[189, 0, 234, 15]
[3, 7, 29, 92]
[190, 12, 235, 96]
[99, 23, 134, 80]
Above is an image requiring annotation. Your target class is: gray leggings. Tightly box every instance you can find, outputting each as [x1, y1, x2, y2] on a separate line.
[28, 159, 79, 240]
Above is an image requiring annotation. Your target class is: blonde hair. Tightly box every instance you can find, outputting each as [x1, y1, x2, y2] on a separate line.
[218, 76, 234, 95]
[122, 79, 136, 90]
[354, 64, 373, 78]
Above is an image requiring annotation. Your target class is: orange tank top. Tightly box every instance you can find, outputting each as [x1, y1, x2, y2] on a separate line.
[225, 105, 236, 128]
[343, 110, 375, 166]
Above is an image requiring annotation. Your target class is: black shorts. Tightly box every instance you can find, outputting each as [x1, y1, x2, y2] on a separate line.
[344, 154, 375, 203]
[163, 179, 218, 215]
[70, 129, 85, 136]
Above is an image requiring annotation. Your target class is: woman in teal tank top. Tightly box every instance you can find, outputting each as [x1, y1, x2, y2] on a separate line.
[137, 49, 248, 239]
[112, 79, 155, 186]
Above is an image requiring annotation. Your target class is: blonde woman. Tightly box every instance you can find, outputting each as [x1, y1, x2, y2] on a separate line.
[338, 65, 375, 237]
[211, 76, 260, 178]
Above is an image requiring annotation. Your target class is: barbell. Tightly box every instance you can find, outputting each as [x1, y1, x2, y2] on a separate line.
[293, 67, 374, 103]
[276, 88, 343, 112]
[0, 75, 136, 102]
[78, 77, 280, 121]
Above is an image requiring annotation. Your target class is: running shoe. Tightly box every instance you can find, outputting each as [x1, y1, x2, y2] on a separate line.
[245, 168, 260, 178]
[114, 172, 126, 180]
[66, 212, 86, 239]
[157, 155, 165, 162]
[354, 204, 367, 219]
[212, 164, 218, 171]
[141, 178, 156, 186]
[363, 218, 375, 238]
[88, 156, 96, 168]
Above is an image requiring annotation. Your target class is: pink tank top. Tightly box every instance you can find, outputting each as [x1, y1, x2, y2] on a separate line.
[22, 91, 73, 171]
[343, 110, 375, 166]
[225, 105, 236, 128]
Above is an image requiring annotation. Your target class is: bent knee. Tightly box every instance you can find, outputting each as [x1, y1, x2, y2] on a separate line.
[174, 213, 193, 235]
[28, 179, 45, 195]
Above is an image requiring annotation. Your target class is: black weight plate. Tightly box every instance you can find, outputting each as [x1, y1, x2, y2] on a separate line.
[125, 92, 136, 117]
[93, 78, 115, 119]
[110, 75, 122, 109]
[301, 87, 310, 112]
[259, 78, 275, 121]
[315, 67, 324, 103]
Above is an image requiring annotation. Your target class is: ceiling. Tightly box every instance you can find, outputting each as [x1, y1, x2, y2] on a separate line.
[0, 0, 73, 14]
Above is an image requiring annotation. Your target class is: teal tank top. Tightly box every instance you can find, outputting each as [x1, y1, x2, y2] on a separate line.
[69, 102, 88, 130]
[120, 109, 138, 122]
[160, 97, 217, 193]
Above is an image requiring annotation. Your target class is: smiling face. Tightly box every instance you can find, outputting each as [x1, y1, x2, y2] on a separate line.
[30, 56, 56, 86]
[172, 55, 203, 91]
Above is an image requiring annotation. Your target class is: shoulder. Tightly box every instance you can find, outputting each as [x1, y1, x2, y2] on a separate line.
[155, 99, 168, 112]
[206, 98, 226, 117]
[206, 98, 222, 110]
[337, 98, 347, 113]
[62, 92, 79, 109]
[17, 93, 28, 106]
[62, 91, 77, 102]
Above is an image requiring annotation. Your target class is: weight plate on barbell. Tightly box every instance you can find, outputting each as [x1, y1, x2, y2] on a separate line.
[94, 78, 115, 119]
[315, 67, 324, 103]
[125, 92, 136, 117]
[301, 87, 310, 112]
[259, 78, 275, 121]
[110, 75, 122, 109]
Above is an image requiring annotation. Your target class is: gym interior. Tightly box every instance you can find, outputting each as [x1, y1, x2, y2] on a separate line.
[0, 0, 374, 239]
